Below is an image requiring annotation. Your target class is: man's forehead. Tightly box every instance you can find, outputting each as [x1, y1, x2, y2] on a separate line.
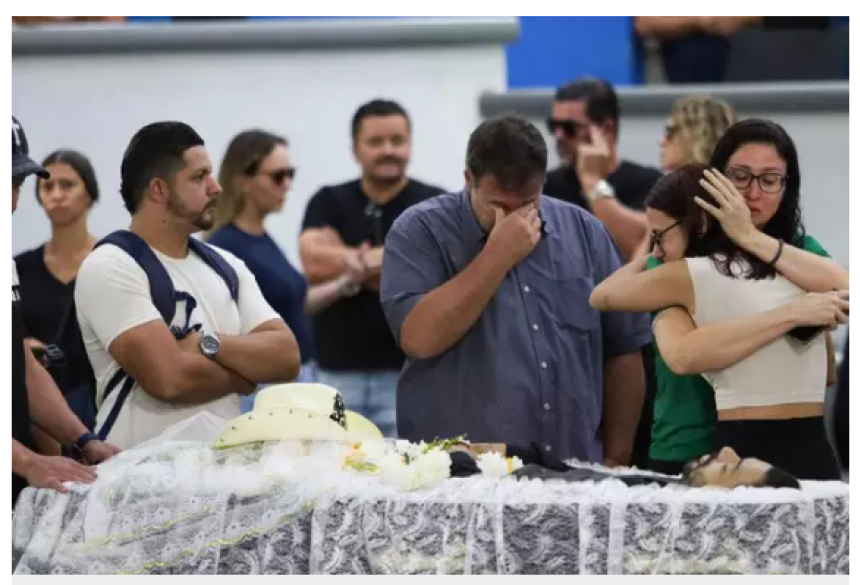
[552, 100, 588, 120]
[182, 145, 212, 170]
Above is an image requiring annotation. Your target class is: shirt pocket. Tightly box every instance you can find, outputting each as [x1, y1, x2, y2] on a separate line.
[550, 275, 601, 333]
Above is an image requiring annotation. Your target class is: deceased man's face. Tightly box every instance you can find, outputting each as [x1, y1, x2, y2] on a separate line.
[681, 447, 801, 489]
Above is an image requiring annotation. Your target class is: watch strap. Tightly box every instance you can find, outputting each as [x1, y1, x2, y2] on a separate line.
[73, 432, 99, 456]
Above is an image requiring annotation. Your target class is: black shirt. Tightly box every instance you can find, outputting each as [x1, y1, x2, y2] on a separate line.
[14, 245, 75, 346]
[12, 259, 35, 508]
[302, 178, 445, 371]
[544, 161, 664, 214]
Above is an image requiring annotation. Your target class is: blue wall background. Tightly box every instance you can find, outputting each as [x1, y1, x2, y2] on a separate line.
[505, 17, 640, 87]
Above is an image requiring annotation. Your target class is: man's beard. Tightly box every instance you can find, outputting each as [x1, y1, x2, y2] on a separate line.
[167, 192, 215, 231]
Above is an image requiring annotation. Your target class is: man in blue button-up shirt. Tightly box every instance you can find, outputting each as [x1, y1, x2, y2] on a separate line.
[380, 115, 651, 466]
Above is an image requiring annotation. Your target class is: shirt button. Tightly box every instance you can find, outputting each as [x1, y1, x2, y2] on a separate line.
[541, 362, 548, 369]
[532, 324, 539, 331]
[544, 403, 551, 410]
[523, 285, 530, 293]
[545, 445, 552, 452]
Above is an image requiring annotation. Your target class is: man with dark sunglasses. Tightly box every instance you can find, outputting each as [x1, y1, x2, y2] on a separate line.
[543, 78, 663, 261]
[543, 79, 664, 470]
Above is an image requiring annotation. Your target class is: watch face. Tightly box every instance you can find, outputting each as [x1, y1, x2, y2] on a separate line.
[201, 335, 220, 356]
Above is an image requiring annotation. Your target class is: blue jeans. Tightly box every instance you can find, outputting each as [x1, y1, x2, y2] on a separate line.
[240, 362, 318, 414]
[315, 369, 399, 438]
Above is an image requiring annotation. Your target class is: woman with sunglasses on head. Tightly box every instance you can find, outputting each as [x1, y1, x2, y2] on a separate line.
[590, 119, 848, 480]
[206, 130, 365, 412]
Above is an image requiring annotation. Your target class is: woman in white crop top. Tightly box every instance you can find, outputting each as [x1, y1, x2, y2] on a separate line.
[590, 121, 848, 480]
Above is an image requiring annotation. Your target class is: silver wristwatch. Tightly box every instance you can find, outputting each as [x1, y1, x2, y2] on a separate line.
[587, 179, 616, 203]
[200, 333, 221, 359]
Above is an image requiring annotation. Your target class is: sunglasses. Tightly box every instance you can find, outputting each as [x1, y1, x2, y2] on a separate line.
[263, 167, 296, 185]
[650, 219, 683, 251]
[546, 118, 581, 139]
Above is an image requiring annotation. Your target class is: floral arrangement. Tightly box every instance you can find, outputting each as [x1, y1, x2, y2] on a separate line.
[342, 436, 523, 491]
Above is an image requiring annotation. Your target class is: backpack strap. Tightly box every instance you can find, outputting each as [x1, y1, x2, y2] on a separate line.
[96, 230, 177, 324]
[93, 234, 241, 443]
[188, 238, 239, 302]
[93, 230, 180, 441]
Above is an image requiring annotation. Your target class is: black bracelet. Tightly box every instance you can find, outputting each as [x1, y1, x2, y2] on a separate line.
[769, 239, 785, 266]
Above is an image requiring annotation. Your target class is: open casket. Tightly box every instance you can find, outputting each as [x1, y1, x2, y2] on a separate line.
[12, 437, 849, 575]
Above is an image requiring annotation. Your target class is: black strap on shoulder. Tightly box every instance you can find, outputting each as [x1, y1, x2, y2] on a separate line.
[95, 373, 135, 441]
[188, 238, 239, 302]
[96, 230, 178, 324]
[92, 234, 241, 443]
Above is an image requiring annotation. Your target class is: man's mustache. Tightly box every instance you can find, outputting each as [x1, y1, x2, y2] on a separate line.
[376, 157, 404, 166]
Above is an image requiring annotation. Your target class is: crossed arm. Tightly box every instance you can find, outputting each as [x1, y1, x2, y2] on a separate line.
[78, 247, 301, 405]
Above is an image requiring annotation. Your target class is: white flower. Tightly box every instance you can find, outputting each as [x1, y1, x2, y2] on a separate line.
[412, 449, 451, 487]
[393, 439, 426, 463]
[477, 452, 509, 479]
[509, 456, 523, 473]
[358, 440, 388, 462]
[477, 452, 523, 478]
[372, 445, 451, 491]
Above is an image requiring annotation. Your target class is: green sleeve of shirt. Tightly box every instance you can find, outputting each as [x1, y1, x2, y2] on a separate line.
[645, 255, 661, 270]
[796, 234, 831, 259]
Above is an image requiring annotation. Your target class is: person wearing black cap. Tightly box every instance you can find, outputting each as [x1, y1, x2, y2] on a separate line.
[11, 116, 121, 509]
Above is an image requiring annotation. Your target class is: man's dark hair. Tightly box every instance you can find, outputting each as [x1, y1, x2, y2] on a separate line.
[351, 99, 411, 140]
[555, 77, 620, 133]
[761, 466, 802, 489]
[466, 115, 547, 191]
[120, 121, 205, 214]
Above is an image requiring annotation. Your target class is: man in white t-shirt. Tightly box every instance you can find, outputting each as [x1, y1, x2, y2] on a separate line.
[75, 122, 301, 449]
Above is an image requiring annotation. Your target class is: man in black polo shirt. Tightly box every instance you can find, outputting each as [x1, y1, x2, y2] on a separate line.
[11, 116, 120, 508]
[544, 78, 663, 261]
[299, 100, 445, 437]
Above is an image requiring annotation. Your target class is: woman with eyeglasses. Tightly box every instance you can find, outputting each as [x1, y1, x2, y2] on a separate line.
[591, 119, 848, 480]
[628, 95, 740, 469]
[206, 130, 365, 412]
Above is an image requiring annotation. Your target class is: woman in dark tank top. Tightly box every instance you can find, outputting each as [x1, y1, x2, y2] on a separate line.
[14, 149, 99, 455]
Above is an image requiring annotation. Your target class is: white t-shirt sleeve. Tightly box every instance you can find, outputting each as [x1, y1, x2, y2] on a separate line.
[214, 247, 281, 335]
[75, 245, 163, 349]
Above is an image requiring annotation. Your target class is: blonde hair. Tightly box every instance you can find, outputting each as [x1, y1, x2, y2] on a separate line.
[670, 95, 738, 166]
[205, 129, 287, 240]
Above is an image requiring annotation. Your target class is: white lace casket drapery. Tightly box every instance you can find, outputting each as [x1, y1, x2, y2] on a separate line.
[12, 440, 849, 575]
